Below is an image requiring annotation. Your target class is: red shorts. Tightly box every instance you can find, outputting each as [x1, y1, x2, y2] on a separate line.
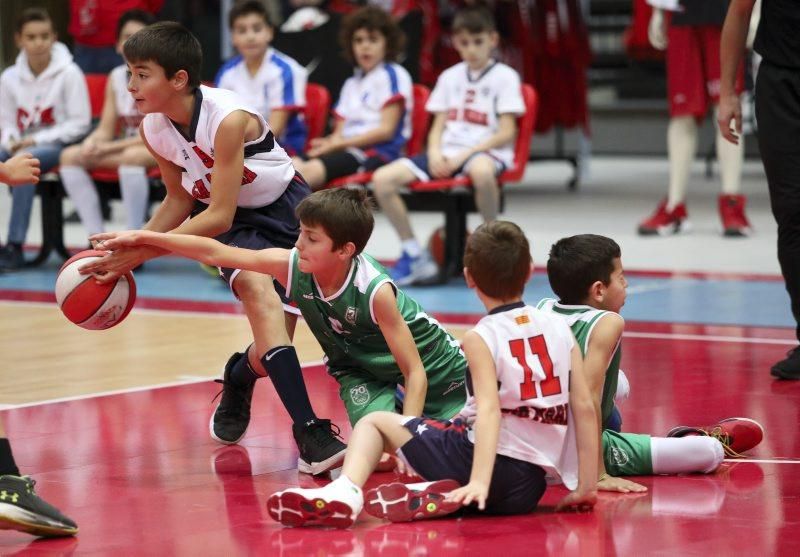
[666, 26, 744, 119]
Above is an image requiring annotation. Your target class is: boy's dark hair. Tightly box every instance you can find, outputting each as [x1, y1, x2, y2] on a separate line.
[547, 234, 622, 304]
[116, 9, 157, 41]
[464, 221, 531, 300]
[296, 189, 374, 254]
[228, 0, 273, 29]
[123, 21, 202, 89]
[452, 5, 496, 35]
[16, 7, 52, 34]
[339, 6, 405, 65]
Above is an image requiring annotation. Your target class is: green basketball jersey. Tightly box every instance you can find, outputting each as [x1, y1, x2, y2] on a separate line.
[287, 249, 466, 389]
[537, 298, 621, 425]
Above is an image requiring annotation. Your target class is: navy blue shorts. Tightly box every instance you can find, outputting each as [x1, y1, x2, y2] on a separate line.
[399, 153, 506, 182]
[300, 149, 387, 181]
[196, 173, 310, 313]
[398, 417, 547, 515]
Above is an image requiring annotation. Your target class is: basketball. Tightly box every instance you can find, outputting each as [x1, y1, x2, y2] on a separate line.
[427, 227, 471, 268]
[55, 250, 137, 330]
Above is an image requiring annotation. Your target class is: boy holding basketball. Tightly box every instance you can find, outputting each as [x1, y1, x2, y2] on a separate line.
[80, 22, 346, 475]
[91, 188, 468, 431]
[0, 152, 77, 537]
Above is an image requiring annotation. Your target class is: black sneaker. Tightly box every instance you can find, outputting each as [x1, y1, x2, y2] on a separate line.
[0, 475, 77, 537]
[209, 352, 255, 444]
[0, 244, 24, 271]
[771, 347, 800, 380]
[292, 419, 347, 475]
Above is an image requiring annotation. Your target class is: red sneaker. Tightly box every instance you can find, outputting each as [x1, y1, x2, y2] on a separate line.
[719, 194, 752, 237]
[364, 479, 462, 522]
[667, 417, 764, 457]
[638, 199, 690, 236]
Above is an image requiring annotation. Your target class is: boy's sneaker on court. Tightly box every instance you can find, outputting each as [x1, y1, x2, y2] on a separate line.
[364, 479, 462, 522]
[719, 194, 752, 237]
[771, 347, 800, 380]
[267, 480, 363, 528]
[637, 200, 689, 236]
[391, 250, 439, 287]
[0, 244, 24, 271]
[293, 419, 347, 475]
[667, 417, 764, 457]
[0, 475, 78, 537]
[210, 352, 255, 445]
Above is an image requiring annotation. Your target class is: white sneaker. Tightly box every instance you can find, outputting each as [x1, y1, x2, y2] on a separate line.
[267, 479, 364, 529]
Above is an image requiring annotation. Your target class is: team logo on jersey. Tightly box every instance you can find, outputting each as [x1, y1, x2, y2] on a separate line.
[345, 306, 359, 325]
[181, 149, 190, 161]
[350, 384, 370, 406]
[329, 317, 350, 335]
[442, 380, 465, 396]
[610, 446, 630, 467]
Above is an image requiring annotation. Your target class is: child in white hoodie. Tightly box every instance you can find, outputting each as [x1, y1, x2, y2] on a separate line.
[0, 7, 91, 270]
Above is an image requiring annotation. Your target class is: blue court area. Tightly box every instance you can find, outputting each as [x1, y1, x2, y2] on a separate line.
[0, 253, 792, 329]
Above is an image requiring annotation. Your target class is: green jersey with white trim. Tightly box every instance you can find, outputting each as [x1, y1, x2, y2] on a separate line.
[287, 248, 466, 387]
[537, 298, 621, 425]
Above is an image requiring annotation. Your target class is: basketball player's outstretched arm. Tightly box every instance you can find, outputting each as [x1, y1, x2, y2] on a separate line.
[89, 230, 291, 288]
[372, 283, 428, 417]
[443, 329, 501, 510]
[0, 153, 40, 185]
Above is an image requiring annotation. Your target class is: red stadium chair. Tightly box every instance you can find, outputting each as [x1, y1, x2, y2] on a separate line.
[304, 83, 331, 151]
[324, 83, 431, 189]
[85, 73, 108, 119]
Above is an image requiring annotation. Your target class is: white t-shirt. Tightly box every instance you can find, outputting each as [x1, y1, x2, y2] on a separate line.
[427, 61, 525, 167]
[142, 85, 295, 208]
[461, 302, 579, 489]
[109, 64, 142, 138]
[334, 62, 412, 160]
[215, 48, 308, 153]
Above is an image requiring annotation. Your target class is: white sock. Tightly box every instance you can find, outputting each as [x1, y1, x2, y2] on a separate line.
[332, 474, 363, 495]
[118, 165, 150, 229]
[714, 109, 744, 195]
[60, 165, 104, 236]
[666, 116, 698, 211]
[402, 238, 421, 258]
[650, 436, 724, 474]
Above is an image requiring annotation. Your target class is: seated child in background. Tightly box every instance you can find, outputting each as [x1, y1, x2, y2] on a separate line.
[263, 221, 599, 528]
[59, 9, 157, 240]
[90, 188, 467, 430]
[216, 0, 308, 156]
[293, 6, 413, 190]
[540, 234, 764, 491]
[0, 7, 91, 270]
[372, 5, 525, 286]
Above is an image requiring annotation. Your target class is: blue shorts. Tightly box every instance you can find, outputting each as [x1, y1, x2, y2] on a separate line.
[399, 153, 506, 182]
[397, 417, 546, 515]
[199, 173, 310, 314]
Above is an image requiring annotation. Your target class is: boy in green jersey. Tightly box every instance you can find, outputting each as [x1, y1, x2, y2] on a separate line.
[540, 234, 764, 490]
[90, 189, 466, 429]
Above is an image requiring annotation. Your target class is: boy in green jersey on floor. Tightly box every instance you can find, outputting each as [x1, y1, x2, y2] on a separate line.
[90, 188, 466, 429]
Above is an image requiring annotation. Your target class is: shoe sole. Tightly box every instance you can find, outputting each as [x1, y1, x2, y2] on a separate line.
[364, 479, 462, 522]
[0, 504, 77, 538]
[208, 401, 248, 445]
[266, 491, 355, 529]
[297, 445, 347, 476]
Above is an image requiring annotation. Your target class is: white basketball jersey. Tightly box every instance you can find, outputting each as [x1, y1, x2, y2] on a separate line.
[142, 85, 295, 208]
[427, 61, 525, 167]
[109, 65, 142, 138]
[462, 302, 579, 488]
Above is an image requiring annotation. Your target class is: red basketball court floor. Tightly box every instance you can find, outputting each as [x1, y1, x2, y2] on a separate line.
[1, 318, 798, 555]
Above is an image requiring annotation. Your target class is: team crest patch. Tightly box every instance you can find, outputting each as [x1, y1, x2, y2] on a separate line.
[350, 384, 370, 406]
[610, 446, 630, 467]
[345, 306, 359, 325]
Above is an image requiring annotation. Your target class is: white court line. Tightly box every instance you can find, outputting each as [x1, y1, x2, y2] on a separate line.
[0, 359, 325, 410]
[724, 459, 800, 464]
[624, 331, 795, 346]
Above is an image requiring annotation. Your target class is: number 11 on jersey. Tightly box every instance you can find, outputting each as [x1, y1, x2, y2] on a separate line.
[509, 336, 563, 400]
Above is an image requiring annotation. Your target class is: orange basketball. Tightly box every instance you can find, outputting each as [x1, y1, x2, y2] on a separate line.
[427, 227, 471, 268]
[55, 250, 137, 330]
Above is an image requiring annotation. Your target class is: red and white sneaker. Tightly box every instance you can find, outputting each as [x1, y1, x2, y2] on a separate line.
[667, 417, 764, 457]
[719, 194, 752, 237]
[364, 479, 462, 522]
[267, 481, 363, 529]
[638, 199, 690, 236]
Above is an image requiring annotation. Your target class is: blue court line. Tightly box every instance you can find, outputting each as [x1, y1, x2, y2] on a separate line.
[0, 255, 793, 329]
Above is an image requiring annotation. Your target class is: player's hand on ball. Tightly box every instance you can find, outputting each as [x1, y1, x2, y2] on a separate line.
[555, 488, 597, 512]
[597, 475, 648, 493]
[90, 230, 144, 251]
